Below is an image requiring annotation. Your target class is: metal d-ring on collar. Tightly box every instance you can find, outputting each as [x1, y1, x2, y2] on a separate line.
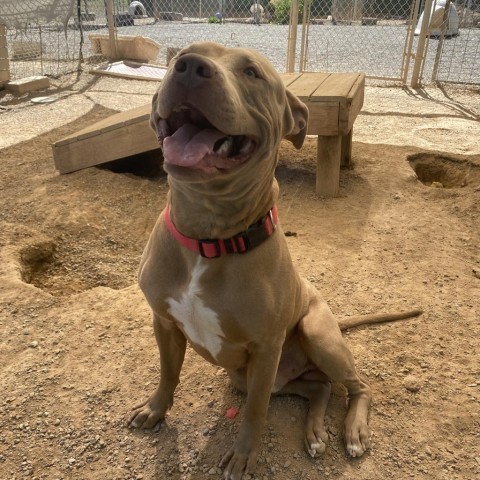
[163, 204, 278, 259]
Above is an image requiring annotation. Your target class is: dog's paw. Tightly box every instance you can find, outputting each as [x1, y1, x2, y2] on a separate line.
[128, 398, 167, 431]
[304, 426, 328, 458]
[306, 440, 326, 458]
[344, 420, 370, 458]
[304, 414, 329, 458]
[346, 442, 367, 457]
[219, 436, 259, 480]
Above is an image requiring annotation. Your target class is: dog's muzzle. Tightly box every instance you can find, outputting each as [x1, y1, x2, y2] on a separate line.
[154, 104, 256, 174]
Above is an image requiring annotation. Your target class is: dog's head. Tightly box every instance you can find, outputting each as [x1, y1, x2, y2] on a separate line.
[150, 42, 308, 179]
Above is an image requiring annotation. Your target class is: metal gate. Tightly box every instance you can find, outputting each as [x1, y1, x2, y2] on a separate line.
[291, 0, 480, 86]
[289, 0, 419, 81]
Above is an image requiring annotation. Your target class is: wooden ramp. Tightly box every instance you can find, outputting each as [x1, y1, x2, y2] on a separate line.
[53, 104, 155, 174]
[52, 72, 364, 197]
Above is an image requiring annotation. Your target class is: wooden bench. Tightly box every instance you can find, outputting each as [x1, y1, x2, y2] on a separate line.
[281, 72, 365, 197]
[53, 72, 364, 197]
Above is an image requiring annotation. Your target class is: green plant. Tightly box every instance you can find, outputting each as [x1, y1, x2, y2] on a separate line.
[271, 0, 304, 25]
[208, 16, 220, 23]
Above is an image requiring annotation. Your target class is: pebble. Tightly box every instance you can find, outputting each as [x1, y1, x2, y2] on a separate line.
[404, 375, 421, 393]
[29, 341, 38, 348]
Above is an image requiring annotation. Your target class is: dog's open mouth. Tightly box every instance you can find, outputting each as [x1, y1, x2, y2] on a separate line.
[157, 104, 256, 173]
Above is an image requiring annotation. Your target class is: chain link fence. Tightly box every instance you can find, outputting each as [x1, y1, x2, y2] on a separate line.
[0, 0, 479, 85]
[0, 1, 82, 80]
[431, 0, 480, 84]
[299, 0, 480, 84]
[298, 0, 416, 80]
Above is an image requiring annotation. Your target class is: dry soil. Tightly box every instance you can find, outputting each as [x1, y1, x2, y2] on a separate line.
[0, 74, 479, 480]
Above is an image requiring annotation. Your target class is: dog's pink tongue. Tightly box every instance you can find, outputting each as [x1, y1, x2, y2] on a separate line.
[163, 123, 226, 167]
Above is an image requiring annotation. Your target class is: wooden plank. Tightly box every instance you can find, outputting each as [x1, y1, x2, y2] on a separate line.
[310, 73, 362, 101]
[6, 76, 50, 94]
[306, 102, 340, 136]
[338, 74, 365, 134]
[91, 61, 167, 81]
[56, 104, 151, 146]
[341, 129, 353, 167]
[53, 118, 158, 174]
[316, 135, 341, 197]
[346, 74, 365, 132]
[279, 72, 303, 87]
[286, 73, 330, 100]
[286, 0, 299, 72]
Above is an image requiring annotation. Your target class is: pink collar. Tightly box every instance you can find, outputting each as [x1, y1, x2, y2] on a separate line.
[163, 204, 278, 259]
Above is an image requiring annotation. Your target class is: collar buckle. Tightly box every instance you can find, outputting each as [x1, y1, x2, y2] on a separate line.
[198, 239, 222, 259]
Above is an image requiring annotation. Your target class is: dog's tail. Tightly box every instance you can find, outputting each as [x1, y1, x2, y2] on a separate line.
[337, 309, 423, 331]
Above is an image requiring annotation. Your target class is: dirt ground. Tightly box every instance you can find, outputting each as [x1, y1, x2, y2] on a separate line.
[0, 73, 479, 480]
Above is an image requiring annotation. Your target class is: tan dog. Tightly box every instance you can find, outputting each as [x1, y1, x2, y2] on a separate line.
[128, 42, 421, 479]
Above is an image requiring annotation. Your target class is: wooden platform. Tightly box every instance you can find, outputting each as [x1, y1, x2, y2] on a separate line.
[281, 72, 365, 196]
[53, 72, 364, 197]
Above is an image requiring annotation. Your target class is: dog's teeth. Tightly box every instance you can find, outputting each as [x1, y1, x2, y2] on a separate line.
[239, 138, 255, 155]
[214, 137, 234, 155]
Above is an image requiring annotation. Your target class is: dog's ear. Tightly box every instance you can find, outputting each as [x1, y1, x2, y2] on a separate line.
[283, 90, 309, 149]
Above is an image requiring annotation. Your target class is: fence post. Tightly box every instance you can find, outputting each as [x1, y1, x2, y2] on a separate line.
[402, 0, 422, 84]
[411, 0, 434, 88]
[106, 0, 118, 60]
[287, 0, 299, 72]
[431, 0, 452, 82]
[299, 0, 311, 72]
[0, 24, 10, 87]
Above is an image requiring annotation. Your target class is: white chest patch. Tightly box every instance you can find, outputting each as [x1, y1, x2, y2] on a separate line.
[166, 258, 224, 361]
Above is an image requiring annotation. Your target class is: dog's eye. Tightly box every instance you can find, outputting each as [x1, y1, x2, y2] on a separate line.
[244, 67, 259, 79]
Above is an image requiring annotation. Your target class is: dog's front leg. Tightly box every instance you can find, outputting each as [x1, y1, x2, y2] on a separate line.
[129, 313, 186, 430]
[221, 342, 283, 480]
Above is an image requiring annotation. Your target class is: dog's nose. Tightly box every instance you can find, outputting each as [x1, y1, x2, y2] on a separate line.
[173, 54, 215, 87]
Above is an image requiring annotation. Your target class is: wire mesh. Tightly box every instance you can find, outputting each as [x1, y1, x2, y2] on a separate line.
[80, 1, 293, 71]
[0, 1, 82, 80]
[300, 0, 480, 84]
[431, 0, 480, 84]
[300, 0, 417, 80]
[0, 0, 479, 85]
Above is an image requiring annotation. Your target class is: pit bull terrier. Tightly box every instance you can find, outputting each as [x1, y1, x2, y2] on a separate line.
[128, 41, 421, 479]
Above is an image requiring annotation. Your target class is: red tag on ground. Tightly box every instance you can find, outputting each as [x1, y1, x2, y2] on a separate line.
[225, 407, 239, 419]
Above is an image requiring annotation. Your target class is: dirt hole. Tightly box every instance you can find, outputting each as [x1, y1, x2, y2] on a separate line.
[408, 153, 480, 189]
[98, 149, 165, 179]
[20, 241, 57, 285]
[19, 238, 136, 297]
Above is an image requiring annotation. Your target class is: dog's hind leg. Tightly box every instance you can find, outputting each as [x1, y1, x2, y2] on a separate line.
[128, 313, 187, 430]
[298, 296, 372, 458]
